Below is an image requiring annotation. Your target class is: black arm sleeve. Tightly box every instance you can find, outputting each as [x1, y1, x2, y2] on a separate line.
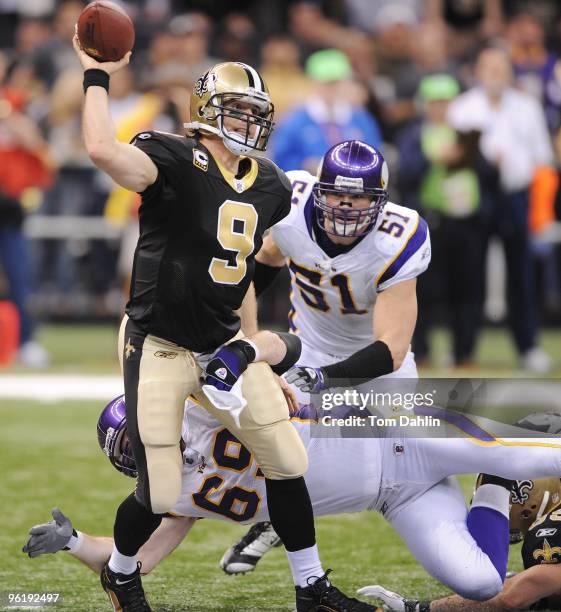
[254, 260, 283, 297]
[322, 340, 393, 382]
[271, 332, 302, 375]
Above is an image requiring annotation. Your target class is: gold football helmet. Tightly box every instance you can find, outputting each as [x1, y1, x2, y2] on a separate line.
[509, 478, 561, 543]
[184, 62, 274, 156]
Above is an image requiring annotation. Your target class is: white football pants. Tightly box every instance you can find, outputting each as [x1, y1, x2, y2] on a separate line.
[378, 436, 561, 600]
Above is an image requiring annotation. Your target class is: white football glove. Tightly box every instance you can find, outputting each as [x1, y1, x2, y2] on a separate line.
[357, 585, 430, 612]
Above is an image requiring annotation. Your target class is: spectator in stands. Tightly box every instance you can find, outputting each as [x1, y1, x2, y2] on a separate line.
[506, 11, 561, 135]
[380, 20, 460, 136]
[398, 74, 496, 367]
[259, 34, 313, 120]
[426, 0, 504, 60]
[287, 1, 345, 57]
[32, 0, 83, 89]
[272, 48, 383, 172]
[168, 12, 222, 85]
[344, 0, 423, 34]
[214, 13, 259, 67]
[0, 55, 54, 366]
[506, 11, 561, 319]
[38, 47, 94, 304]
[448, 47, 555, 372]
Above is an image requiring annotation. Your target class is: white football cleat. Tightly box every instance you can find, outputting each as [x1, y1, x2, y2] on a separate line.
[220, 521, 281, 575]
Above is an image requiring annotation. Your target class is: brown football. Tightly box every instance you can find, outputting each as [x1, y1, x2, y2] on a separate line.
[77, 0, 135, 63]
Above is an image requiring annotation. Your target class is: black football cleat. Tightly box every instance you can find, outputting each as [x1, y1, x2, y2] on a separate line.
[220, 521, 281, 575]
[296, 570, 376, 611]
[100, 562, 152, 611]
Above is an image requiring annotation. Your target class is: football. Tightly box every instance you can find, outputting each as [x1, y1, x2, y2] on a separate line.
[77, 0, 135, 63]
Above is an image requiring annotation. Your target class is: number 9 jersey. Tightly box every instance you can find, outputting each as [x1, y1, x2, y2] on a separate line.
[271, 170, 431, 358]
[128, 130, 292, 352]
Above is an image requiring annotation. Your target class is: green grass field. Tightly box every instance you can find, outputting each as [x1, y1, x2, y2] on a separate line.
[0, 399, 527, 611]
[1, 324, 558, 610]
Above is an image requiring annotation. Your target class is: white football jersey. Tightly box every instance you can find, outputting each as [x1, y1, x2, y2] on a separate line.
[271, 171, 431, 357]
[171, 400, 382, 523]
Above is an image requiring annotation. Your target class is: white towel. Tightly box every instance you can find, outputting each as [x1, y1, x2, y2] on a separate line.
[201, 377, 246, 429]
[195, 351, 247, 429]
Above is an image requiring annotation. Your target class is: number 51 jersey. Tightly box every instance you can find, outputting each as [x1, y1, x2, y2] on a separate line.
[272, 171, 431, 357]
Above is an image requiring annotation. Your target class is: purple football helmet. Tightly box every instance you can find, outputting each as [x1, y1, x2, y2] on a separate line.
[313, 140, 389, 237]
[97, 395, 137, 478]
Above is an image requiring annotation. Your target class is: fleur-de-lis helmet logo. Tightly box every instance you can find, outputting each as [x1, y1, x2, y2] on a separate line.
[194, 70, 214, 98]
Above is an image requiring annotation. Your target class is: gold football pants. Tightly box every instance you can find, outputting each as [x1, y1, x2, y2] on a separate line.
[118, 315, 308, 514]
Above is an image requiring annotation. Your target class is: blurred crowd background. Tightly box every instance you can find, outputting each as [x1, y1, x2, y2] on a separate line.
[1, 0, 561, 371]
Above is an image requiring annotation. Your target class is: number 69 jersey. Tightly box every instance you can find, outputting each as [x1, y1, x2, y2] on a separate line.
[170, 402, 381, 523]
[272, 171, 431, 357]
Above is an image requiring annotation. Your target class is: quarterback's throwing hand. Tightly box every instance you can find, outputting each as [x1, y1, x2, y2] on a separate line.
[204, 340, 254, 392]
[72, 30, 131, 74]
[285, 366, 329, 394]
[23, 508, 73, 558]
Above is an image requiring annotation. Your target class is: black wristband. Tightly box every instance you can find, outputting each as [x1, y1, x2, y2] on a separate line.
[322, 340, 393, 382]
[230, 339, 256, 364]
[271, 332, 302, 375]
[254, 260, 283, 297]
[83, 69, 110, 93]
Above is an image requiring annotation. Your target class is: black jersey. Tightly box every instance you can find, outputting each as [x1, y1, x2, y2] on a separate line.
[521, 506, 561, 610]
[522, 506, 561, 569]
[126, 131, 291, 352]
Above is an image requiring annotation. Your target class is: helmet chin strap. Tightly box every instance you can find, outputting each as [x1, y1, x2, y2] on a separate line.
[220, 115, 259, 155]
[222, 136, 253, 156]
[183, 121, 257, 156]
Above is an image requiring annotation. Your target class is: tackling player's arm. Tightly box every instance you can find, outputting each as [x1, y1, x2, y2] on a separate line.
[73, 35, 157, 193]
[236, 283, 259, 336]
[285, 282, 417, 394]
[431, 566, 561, 611]
[372, 278, 417, 371]
[359, 566, 561, 611]
[136, 516, 196, 574]
[24, 509, 195, 575]
[204, 329, 302, 392]
[253, 233, 286, 297]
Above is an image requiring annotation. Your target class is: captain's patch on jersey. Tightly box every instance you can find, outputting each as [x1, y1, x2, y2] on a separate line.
[193, 149, 209, 172]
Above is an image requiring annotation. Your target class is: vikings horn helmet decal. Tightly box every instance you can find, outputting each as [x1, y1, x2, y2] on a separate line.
[97, 395, 137, 478]
[313, 140, 389, 237]
[184, 62, 274, 156]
